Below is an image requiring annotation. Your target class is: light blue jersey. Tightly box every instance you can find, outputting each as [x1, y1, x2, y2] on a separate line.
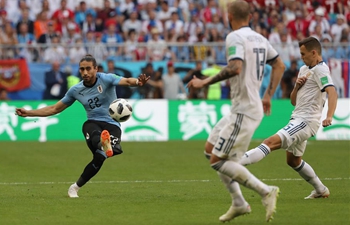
[61, 72, 122, 127]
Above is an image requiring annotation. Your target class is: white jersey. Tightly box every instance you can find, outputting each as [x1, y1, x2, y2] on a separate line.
[291, 62, 334, 125]
[226, 27, 278, 120]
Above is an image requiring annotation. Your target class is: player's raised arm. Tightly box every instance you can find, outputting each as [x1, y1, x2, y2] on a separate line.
[15, 100, 68, 117]
[118, 74, 150, 86]
[187, 59, 242, 89]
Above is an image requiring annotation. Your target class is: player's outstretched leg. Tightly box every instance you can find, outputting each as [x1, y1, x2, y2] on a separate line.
[101, 130, 113, 157]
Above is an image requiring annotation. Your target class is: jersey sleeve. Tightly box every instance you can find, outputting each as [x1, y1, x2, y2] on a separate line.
[265, 41, 279, 64]
[226, 32, 244, 62]
[61, 87, 76, 106]
[102, 73, 122, 86]
[313, 65, 334, 92]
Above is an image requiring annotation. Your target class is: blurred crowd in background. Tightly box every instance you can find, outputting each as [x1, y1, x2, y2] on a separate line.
[0, 0, 349, 63]
[0, 0, 349, 101]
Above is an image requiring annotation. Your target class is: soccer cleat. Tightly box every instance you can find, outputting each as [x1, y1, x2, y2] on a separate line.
[101, 130, 113, 157]
[262, 186, 280, 222]
[304, 187, 330, 199]
[68, 184, 79, 198]
[219, 202, 251, 222]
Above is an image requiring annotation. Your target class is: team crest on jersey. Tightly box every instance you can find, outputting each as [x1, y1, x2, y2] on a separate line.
[97, 85, 103, 93]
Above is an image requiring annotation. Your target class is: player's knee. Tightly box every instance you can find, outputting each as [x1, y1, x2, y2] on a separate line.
[286, 156, 300, 168]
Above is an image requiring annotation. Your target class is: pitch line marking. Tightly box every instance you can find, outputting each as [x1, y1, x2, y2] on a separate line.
[0, 177, 348, 186]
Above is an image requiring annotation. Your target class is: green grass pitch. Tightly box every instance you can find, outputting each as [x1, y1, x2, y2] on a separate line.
[0, 140, 349, 225]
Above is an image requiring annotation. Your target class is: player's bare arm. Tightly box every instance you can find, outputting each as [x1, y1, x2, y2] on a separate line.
[187, 59, 242, 89]
[290, 76, 308, 106]
[262, 56, 285, 115]
[322, 86, 338, 127]
[15, 100, 68, 117]
[118, 74, 150, 86]
[264, 57, 285, 99]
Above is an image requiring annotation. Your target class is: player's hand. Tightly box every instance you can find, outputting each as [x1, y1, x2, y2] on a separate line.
[137, 74, 150, 86]
[15, 108, 28, 117]
[322, 117, 332, 127]
[295, 76, 307, 90]
[262, 98, 271, 116]
[187, 76, 205, 89]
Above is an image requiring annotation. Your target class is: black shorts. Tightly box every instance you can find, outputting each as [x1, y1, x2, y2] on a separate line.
[82, 120, 122, 155]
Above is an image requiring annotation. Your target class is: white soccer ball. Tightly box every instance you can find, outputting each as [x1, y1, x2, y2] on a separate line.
[109, 98, 133, 122]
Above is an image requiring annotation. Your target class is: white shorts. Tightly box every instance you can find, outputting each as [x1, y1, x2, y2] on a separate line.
[208, 113, 261, 161]
[277, 118, 319, 157]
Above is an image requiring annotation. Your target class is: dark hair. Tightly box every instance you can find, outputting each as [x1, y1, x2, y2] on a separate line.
[298, 37, 322, 55]
[79, 54, 97, 67]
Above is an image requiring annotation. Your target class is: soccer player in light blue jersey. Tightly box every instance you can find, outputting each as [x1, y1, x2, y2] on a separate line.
[16, 54, 150, 198]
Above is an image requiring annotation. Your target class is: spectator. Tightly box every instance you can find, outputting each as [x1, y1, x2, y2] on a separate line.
[205, 14, 225, 36]
[321, 34, 335, 62]
[334, 35, 350, 59]
[286, 10, 309, 40]
[171, 35, 190, 62]
[37, 20, 58, 44]
[182, 61, 208, 99]
[69, 38, 87, 63]
[308, 7, 330, 35]
[80, 12, 97, 35]
[86, 32, 108, 64]
[105, 59, 133, 98]
[138, 62, 163, 99]
[0, 22, 18, 59]
[330, 14, 349, 43]
[43, 35, 66, 63]
[101, 23, 124, 60]
[16, 8, 34, 35]
[123, 29, 138, 61]
[75, 1, 96, 26]
[0, 87, 9, 100]
[43, 61, 68, 100]
[162, 61, 186, 99]
[275, 32, 295, 62]
[122, 10, 142, 37]
[17, 22, 36, 62]
[157, 0, 176, 24]
[147, 27, 167, 61]
[96, 0, 115, 27]
[200, 0, 221, 23]
[184, 13, 204, 39]
[201, 58, 221, 100]
[119, 0, 135, 19]
[164, 11, 184, 36]
[51, 0, 75, 27]
[61, 21, 80, 44]
[141, 10, 163, 34]
[280, 60, 299, 99]
[210, 36, 226, 63]
[33, 10, 50, 40]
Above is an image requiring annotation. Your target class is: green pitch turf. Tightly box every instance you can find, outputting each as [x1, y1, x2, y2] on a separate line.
[0, 140, 349, 225]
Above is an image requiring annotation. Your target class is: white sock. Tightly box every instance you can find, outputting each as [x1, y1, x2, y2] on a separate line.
[214, 160, 270, 197]
[240, 144, 271, 166]
[217, 172, 246, 206]
[293, 160, 325, 192]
